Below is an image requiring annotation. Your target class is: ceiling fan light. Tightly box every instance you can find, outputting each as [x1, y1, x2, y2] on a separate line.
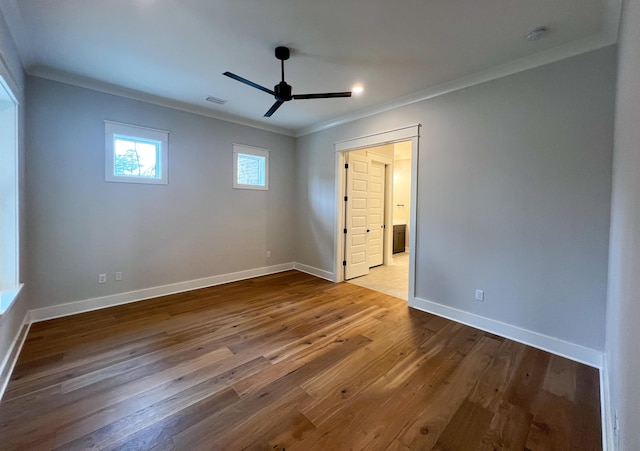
[352, 85, 364, 95]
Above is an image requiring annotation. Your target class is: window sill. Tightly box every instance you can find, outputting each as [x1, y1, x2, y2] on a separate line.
[0, 284, 24, 316]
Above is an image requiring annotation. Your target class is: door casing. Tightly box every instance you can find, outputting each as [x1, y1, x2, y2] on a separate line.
[334, 125, 420, 302]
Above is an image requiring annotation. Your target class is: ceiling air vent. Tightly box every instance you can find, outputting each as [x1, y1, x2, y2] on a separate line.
[206, 95, 227, 105]
[526, 27, 548, 41]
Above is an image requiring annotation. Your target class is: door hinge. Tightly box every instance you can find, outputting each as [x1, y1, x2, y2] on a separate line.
[342, 260, 347, 266]
[343, 228, 347, 234]
[344, 163, 349, 169]
[344, 196, 348, 202]
[382, 224, 386, 229]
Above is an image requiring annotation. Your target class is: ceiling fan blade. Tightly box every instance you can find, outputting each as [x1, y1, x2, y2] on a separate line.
[264, 100, 285, 117]
[223, 72, 275, 96]
[293, 92, 352, 100]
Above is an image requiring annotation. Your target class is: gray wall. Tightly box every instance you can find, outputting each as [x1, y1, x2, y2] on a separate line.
[606, 0, 640, 447]
[26, 77, 296, 309]
[0, 8, 28, 372]
[296, 46, 616, 351]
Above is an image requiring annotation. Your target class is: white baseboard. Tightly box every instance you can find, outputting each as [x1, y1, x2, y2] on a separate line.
[600, 357, 616, 450]
[409, 296, 603, 368]
[293, 262, 335, 282]
[0, 311, 31, 401]
[3, 266, 611, 445]
[30, 263, 295, 323]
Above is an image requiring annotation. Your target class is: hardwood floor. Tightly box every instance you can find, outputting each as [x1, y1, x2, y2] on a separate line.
[0, 271, 601, 450]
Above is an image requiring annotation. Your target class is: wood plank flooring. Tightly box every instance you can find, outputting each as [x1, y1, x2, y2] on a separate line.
[0, 271, 602, 450]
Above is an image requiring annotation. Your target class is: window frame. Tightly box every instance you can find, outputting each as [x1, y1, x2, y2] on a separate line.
[0, 74, 22, 314]
[233, 143, 270, 191]
[105, 121, 169, 185]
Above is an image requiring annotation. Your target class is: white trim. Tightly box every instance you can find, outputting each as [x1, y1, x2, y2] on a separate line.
[298, 37, 619, 137]
[293, 263, 334, 282]
[17, 37, 621, 141]
[407, 137, 419, 303]
[0, 264, 614, 444]
[232, 143, 269, 191]
[104, 120, 170, 136]
[0, 310, 31, 400]
[409, 296, 603, 368]
[30, 263, 294, 323]
[335, 125, 421, 152]
[0, 283, 23, 315]
[600, 358, 616, 450]
[105, 121, 169, 185]
[0, 75, 20, 297]
[334, 125, 420, 289]
[0, 5, 25, 97]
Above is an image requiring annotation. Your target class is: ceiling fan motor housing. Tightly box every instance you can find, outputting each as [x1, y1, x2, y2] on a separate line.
[275, 46, 290, 61]
[275, 81, 292, 101]
[223, 45, 350, 117]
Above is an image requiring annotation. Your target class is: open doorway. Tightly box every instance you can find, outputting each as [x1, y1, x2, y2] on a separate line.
[334, 125, 419, 302]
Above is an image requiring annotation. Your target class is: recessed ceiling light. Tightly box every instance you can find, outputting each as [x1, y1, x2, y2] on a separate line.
[206, 95, 227, 105]
[526, 27, 548, 42]
[352, 85, 364, 95]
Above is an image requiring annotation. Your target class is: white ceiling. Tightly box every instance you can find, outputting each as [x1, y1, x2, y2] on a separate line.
[0, 0, 621, 136]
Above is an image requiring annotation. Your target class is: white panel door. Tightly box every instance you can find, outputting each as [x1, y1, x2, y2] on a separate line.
[368, 160, 385, 267]
[344, 153, 370, 280]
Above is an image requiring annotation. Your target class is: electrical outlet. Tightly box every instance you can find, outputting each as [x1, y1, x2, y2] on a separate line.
[266, 251, 271, 258]
[115, 272, 122, 281]
[98, 273, 106, 284]
[475, 289, 484, 301]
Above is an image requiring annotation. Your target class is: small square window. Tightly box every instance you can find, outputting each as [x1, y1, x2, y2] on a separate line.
[233, 144, 269, 190]
[105, 121, 169, 184]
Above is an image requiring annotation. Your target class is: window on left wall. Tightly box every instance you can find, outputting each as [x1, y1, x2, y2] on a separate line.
[105, 121, 169, 184]
[0, 75, 21, 314]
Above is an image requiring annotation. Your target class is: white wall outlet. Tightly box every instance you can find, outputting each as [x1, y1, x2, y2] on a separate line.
[115, 272, 122, 281]
[475, 289, 484, 301]
[98, 273, 107, 284]
[266, 251, 271, 258]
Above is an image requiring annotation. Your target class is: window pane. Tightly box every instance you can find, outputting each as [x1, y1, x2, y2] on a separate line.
[237, 153, 265, 186]
[114, 137, 159, 178]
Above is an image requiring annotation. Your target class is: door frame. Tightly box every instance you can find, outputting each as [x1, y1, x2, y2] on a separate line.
[333, 125, 420, 301]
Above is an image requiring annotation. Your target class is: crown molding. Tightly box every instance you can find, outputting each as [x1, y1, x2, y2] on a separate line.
[6, 0, 621, 140]
[296, 31, 619, 137]
[27, 67, 297, 137]
[23, 32, 620, 141]
[0, 0, 31, 69]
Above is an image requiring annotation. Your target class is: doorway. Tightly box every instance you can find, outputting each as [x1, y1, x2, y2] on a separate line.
[343, 145, 394, 280]
[334, 125, 419, 302]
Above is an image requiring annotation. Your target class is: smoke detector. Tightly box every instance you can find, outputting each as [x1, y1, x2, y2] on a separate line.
[526, 27, 548, 41]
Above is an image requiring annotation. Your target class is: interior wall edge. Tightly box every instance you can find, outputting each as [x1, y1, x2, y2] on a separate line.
[409, 295, 603, 368]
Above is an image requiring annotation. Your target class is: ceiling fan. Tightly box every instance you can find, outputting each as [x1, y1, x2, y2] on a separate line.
[223, 46, 352, 117]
